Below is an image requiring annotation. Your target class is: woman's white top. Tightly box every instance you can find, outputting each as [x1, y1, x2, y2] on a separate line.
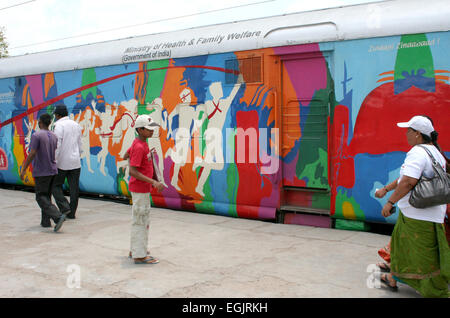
[397, 144, 447, 223]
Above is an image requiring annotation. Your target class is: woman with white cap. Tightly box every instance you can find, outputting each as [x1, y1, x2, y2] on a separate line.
[375, 115, 449, 297]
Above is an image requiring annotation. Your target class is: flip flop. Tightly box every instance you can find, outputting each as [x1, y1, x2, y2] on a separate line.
[378, 244, 391, 263]
[380, 273, 398, 292]
[134, 256, 159, 265]
[377, 262, 391, 273]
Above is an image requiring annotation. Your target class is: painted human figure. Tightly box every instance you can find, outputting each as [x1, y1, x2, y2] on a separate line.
[24, 116, 39, 153]
[193, 79, 242, 196]
[167, 88, 198, 191]
[75, 106, 96, 173]
[118, 99, 139, 158]
[116, 99, 139, 180]
[94, 101, 118, 176]
[146, 97, 168, 187]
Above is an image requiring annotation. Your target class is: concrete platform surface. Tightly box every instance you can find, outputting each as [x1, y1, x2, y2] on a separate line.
[0, 188, 421, 298]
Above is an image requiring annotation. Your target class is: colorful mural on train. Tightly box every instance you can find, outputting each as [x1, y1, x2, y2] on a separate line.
[331, 33, 450, 223]
[0, 31, 448, 224]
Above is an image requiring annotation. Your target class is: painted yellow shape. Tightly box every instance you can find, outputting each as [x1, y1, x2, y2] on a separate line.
[119, 180, 129, 197]
[12, 133, 34, 186]
[342, 201, 357, 220]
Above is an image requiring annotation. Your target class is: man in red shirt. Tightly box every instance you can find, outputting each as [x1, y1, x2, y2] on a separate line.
[126, 114, 164, 264]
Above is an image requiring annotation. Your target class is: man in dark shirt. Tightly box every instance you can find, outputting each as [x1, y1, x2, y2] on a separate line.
[20, 113, 66, 232]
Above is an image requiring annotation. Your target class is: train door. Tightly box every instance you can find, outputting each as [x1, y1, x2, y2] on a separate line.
[279, 52, 332, 216]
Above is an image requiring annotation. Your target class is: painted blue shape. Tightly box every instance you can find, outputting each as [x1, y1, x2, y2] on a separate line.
[90, 146, 101, 156]
[394, 69, 436, 94]
[352, 152, 406, 223]
[175, 56, 211, 103]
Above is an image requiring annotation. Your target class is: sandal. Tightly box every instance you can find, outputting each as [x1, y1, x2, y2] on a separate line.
[134, 256, 159, 265]
[380, 273, 398, 292]
[378, 244, 391, 263]
[377, 262, 391, 273]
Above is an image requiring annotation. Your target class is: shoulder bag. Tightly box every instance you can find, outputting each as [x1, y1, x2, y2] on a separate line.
[409, 145, 450, 208]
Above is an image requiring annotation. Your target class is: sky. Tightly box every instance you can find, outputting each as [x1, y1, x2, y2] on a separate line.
[0, 0, 384, 56]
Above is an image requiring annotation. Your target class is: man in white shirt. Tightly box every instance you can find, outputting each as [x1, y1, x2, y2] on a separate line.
[52, 105, 83, 219]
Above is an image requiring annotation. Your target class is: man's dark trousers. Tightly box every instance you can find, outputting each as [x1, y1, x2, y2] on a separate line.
[52, 168, 81, 218]
[35, 175, 62, 226]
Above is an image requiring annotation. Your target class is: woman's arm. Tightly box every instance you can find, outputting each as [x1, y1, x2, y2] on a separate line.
[381, 176, 419, 217]
[375, 178, 399, 198]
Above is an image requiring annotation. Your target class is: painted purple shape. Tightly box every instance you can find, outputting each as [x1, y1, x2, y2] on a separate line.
[25, 75, 44, 112]
[284, 212, 331, 228]
[155, 157, 184, 210]
[273, 43, 322, 55]
[273, 44, 328, 103]
[258, 206, 276, 220]
[259, 187, 280, 219]
[282, 150, 300, 184]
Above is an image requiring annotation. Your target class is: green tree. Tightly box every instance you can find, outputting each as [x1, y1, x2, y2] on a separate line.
[0, 27, 9, 58]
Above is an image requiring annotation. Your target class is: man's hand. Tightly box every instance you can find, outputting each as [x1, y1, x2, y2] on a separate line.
[19, 168, 26, 181]
[153, 181, 165, 192]
[19, 149, 36, 182]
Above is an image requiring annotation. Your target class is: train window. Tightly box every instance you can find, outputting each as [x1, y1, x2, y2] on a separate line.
[225, 56, 262, 84]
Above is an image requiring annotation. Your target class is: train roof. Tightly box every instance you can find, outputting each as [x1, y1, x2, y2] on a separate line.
[0, 0, 449, 79]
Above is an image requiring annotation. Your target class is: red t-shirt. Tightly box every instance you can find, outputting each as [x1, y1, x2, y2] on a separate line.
[128, 138, 154, 193]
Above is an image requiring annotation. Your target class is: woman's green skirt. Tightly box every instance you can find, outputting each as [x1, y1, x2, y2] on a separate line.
[390, 211, 450, 298]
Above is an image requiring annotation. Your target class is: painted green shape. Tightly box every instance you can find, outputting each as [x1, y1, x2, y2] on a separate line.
[198, 110, 209, 156]
[194, 179, 215, 214]
[310, 191, 331, 210]
[335, 219, 370, 231]
[143, 60, 169, 108]
[296, 65, 334, 189]
[81, 68, 97, 100]
[394, 34, 435, 80]
[46, 105, 55, 115]
[327, 67, 339, 125]
[298, 148, 328, 189]
[11, 140, 18, 178]
[149, 194, 154, 206]
[334, 189, 366, 221]
[116, 166, 128, 196]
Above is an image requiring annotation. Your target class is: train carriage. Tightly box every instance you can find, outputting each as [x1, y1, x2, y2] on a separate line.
[0, 0, 449, 228]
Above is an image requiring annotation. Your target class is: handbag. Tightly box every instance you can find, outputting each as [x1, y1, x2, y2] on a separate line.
[409, 145, 450, 208]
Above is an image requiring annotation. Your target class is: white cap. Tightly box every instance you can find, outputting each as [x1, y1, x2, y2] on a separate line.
[397, 115, 434, 137]
[134, 114, 160, 130]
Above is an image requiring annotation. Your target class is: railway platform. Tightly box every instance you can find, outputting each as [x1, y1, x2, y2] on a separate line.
[0, 187, 420, 299]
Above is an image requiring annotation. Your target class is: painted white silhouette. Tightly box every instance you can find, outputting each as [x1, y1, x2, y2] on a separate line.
[75, 107, 96, 173]
[116, 99, 139, 181]
[193, 80, 242, 196]
[167, 88, 198, 191]
[94, 101, 118, 176]
[24, 116, 38, 153]
[146, 97, 168, 187]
